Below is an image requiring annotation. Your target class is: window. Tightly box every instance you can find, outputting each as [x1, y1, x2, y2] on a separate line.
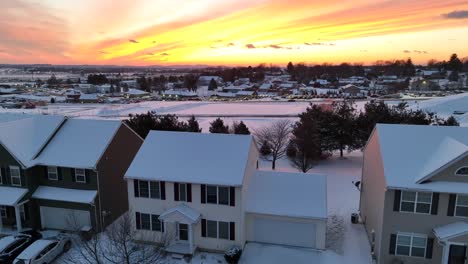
[179, 183, 187, 202]
[396, 233, 427, 257]
[207, 220, 218, 238]
[47, 166, 58, 180]
[0, 206, 6, 218]
[151, 215, 163, 231]
[218, 221, 229, 239]
[150, 182, 160, 199]
[400, 191, 432, 214]
[140, 213, 151, 230]
[455, 195, 468, 217]
[9, 166, 21, 186]
[75, 169, 86, 183]
[135, 180, 161, 199]
[206, 185, 230, 205]
[455, 167, 468, 176]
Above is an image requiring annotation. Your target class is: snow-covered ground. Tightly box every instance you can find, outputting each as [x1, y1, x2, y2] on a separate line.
[410, 92, 468, 125]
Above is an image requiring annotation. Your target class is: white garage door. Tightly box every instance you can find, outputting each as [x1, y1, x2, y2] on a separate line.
[40, 206, 91, 231]
[252, 216, 316, 248]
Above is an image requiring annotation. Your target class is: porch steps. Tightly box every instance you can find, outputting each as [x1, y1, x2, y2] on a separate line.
[171, 253, 184, 260]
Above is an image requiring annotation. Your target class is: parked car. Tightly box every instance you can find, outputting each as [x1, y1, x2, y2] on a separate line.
[13, 234, 71, 264]
[0, 230, 42, 264]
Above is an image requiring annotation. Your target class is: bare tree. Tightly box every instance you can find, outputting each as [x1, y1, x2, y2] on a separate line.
[62, 232, 104, 264]
[254, 119, 292, 170]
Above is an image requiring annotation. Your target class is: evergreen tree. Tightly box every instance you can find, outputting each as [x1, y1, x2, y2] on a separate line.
[286, 62, 295, 75]
[187, 115, 202, 132]
[208, 78, 218, 91]
[329, 100, 358, 157]
[209, 118, 229, 133]
[448, 53, 463, 72]
[286, 140, 297, 158]
[259, 141, 272, 156]
[439, 116, 460, 126]
[449, 71, 459, 82]
[233, 121, 250, 135]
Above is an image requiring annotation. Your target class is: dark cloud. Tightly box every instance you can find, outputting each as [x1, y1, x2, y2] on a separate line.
[403, 50, 411, 53]
[160, 53, 169, 56]
[412, 50, 428, 54]
[129, 39, 139, 43]
[269, 44, 282, 49]
[443, 10, 468, 19]
[246, 44, 256, 49]
[227, 43, 235, 47]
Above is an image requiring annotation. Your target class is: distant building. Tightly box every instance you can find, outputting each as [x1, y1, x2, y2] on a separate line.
[197, 76, 223, 87]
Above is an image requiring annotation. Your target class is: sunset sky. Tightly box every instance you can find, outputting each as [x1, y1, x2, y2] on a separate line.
[1, 0, 468, 66]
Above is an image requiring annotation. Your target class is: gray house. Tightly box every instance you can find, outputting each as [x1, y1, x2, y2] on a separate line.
[0, 114, 143, 233]
[360, 124, 468, 264]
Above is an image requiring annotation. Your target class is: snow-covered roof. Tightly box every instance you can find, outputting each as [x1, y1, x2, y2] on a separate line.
[127, 89, 149, 95]
[16, 239, 55, 260]
[246, 171, 327, 219]
[125, 131, 254, 186]
[375, 124, 468, 193]
[159, 204, 201, 224]
[0, 236, 16, 251]
[433, 222, 468, 241]
[0, 186, 28, 206]
[34, 119, 121, 168]
[0, 114, 65, 167]
[32, 186, 97, 204]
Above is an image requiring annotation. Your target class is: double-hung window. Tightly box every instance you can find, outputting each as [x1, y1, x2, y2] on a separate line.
[203, 219, 233, 240]
[0, 206, 6, 218]
[178, 183, 187, 202]
[136, 180, 161, 199]
[206, 185, 229, 205]
[455, 194, 468, 217]
[47, 166, 58, 181]
[75, 169, 86, 183]
[396, 233, 427, 257]
[400, 191, 432, 214]
[135, 212, 164, 232]
[9, 166, 21, 186]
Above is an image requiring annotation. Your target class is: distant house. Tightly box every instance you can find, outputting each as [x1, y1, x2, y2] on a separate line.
[65, 89, 81, 102]
[0, 115, 143, 234]
[197, 76, 224, 87]
[340, 84, 363, 97]
[361, 124, 468, 264]
[125, 131, 327, 255]
[125, 89, 150, 98]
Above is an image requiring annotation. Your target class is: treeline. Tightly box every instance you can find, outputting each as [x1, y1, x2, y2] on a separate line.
[201, 64, 273, 83]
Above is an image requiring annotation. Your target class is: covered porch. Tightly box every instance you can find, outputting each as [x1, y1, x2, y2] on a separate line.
[0, 186, 28, 235]
[433, 222, 468, 264]
[159, 204, 201, 256]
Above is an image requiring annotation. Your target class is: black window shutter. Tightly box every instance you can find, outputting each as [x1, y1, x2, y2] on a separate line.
[425, 237, 434, 259]
[389, 234, 397, 255]
[201, 219, 206, 237]
[431, 193, 439, 215]
[230, 187, 235, 207]
[160, 181, 166, 200]
[393, 190, 401, 212]
[58, 167, 63, 181]
[187, 184, 192, 202]
[1, 167, 6, 183]
[174, 183, 180, 201]
[134, 180, 140, 197]
[201, 184, 206, 204]
[135, 212, 141, 230]
[448, 194, 457, 216]
[230, 222, 235, 241]
[161, 221, 165, 232]
[85, 170, 90, 183]
[71, 169, 76, 182]
[5, 167, 11, 184]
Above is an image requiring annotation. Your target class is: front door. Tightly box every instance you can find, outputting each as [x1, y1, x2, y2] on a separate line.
[178, 223, 188, 241]
[448, 245, 467, 264]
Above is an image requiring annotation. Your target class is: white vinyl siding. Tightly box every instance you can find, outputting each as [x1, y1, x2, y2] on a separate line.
[396, 233, 427, 258]
[455, 195, 468, 217]
[9, 166, 21, 186]
[400, 191, 432, 214]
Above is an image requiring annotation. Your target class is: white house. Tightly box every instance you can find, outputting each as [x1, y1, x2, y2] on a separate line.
[124, 131, 327, 255]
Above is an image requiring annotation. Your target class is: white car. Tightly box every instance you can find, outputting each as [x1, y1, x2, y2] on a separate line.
[13, 234, 71, 264]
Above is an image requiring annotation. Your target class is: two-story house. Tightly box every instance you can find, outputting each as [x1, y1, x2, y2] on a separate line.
[0, 114, 143, 234]
[125, 131, 327, 255]
[360, 124, 468, 264]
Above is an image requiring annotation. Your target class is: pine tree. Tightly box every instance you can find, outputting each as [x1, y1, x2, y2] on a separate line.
[208, 78, 218, 91]
[259, 141, 272, 156]
[209, 118, 229, 133]
[187, 115, 202, 132]
[233, 121, 250, 135]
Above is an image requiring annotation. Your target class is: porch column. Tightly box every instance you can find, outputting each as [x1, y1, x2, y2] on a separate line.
[441, 242, 449, 264]
[188, 223, 194, 253]
[14, 205, 22, 232]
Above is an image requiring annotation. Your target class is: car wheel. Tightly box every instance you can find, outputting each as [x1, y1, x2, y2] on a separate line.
[64, 241, 72, 252]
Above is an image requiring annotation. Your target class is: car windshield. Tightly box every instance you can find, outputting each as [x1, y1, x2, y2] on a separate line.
[4, 238, 27, 253]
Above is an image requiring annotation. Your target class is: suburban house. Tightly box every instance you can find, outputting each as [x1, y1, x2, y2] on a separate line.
[0, 114, 143, 234]
[360, 124, 468, 264]
[125, 131, 327, 255]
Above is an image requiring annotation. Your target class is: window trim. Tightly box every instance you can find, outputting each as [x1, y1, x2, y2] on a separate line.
[455, 167, 468, 176]
[205, 185, 230, 205]
[455, 194, 468, 218]
[399, 191, 432, 214]
[9, 166, 21, 186]
[0, 206, 6, 218]
[395, 233, 427, 258]
[47, 166, 58, 181]
[75, 168, 86, 183]
[204, 219, 231, 240]
[137, 212, 164, 232]
[136, 180, 162, 199]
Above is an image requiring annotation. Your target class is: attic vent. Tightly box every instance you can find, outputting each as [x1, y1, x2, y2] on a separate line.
[455, 167, 468, 176]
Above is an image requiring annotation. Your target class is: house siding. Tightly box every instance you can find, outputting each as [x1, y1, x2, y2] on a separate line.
[360, 130, 386, 260]
[380, 190, 468, 264]
[36, 166, 98, 190]
[96, 124, 143, 228]
[430, 154, 468, 184]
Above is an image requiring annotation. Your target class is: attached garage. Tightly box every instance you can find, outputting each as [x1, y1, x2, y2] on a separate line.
[40, 206, 91, 231]
[246, 171, 327, 249]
